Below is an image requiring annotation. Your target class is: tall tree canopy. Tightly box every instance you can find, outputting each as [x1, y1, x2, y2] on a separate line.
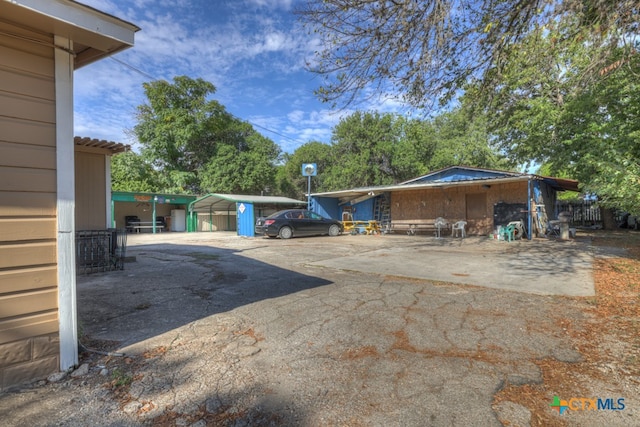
[276, 111, 509, 196]
[276, 141, 334, 199]
[298, 0, 637, 109]
[425, 105, 512, 171]
[111, 151, 160, 192]
[132, 76, 280, 194]
[479, 23, 640, 213]
[200, 124, 281, 194]
[299, 1, 639, 213]
[324, 112, 409, 189]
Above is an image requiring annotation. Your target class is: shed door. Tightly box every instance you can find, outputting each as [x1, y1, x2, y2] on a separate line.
[236, 202, 255, 237]
[466, 193, 487, 218]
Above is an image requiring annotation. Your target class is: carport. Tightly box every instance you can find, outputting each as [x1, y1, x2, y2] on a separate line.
[111, 192, 197, 233]
[187, 193, 305, 236]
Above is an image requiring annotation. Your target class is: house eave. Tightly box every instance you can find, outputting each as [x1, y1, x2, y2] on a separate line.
[0, 0, 140, 69]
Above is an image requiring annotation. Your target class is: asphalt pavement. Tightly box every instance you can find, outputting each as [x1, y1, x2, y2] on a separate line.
[3, 231, 630, 427]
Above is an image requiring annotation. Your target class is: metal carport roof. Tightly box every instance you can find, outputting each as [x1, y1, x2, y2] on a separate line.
[188, 193, 306, 213]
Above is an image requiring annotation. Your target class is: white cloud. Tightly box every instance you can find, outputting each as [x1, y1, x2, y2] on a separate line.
[245, 0, 295, 10]
[71, 0, 409, 156]
[287, 110, 305, 122]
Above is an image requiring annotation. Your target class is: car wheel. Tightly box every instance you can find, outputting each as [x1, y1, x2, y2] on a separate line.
[279, 226, 293, 239]
[328, 224, 341, 236]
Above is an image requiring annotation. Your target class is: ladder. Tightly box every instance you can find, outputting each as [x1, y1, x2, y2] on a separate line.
[373, 193, 391, 233]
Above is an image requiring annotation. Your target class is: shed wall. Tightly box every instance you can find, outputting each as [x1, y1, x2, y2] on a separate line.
[195, 213, 236, 232]
[75, 150, 107, 230]
[113, 201, 178, 229]
[0, 22, 59, 389]
[390, 181, 528, 235]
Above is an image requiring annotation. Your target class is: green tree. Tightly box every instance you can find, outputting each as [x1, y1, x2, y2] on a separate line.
[426, 106, 512, 171]
[133, 76, 280, 195]
[297, 0, 636, 109]
[277, 141, 334, 199]
[316, 110, 508, 191]
[200, 126, 281, 194]
[110, 151, 159, 192]
[133, 76, 233, 193]
[322, 111, 438, 190]
[481, 26, 640, 214]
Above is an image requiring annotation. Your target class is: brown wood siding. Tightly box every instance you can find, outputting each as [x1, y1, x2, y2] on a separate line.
[0, 267, 57, 294]
[0, 242, 57, 269]
[390, 181, 529, 235]
[0, 141, 56, 169]
[0, 166, 57, 192]
[0, 289, 57, 318]
[0, 191, 56, 216]
[0, 218, 56, 241]
[0, 21, 58, 387]
[0, 116, 56, 147]
[75, 151, 107, 230]
[0, 313, 58, 345]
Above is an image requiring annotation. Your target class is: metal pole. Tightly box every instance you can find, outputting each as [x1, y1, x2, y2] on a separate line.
[152, 196, 157, 234]
[307, 175, 311, 210]
[111, 199, 115, 228]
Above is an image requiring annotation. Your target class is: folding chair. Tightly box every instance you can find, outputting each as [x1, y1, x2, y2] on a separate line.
[547, 220, 561, 237]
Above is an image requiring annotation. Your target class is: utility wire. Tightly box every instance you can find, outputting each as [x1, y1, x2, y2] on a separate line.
[110, 57, 156, 81]
[109, 56, 300, 144]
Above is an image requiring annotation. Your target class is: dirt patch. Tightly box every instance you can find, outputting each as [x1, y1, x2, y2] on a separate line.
[493, 230, 640, 426]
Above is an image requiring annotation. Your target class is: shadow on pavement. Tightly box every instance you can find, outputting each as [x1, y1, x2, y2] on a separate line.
[77, 242, 332, 350]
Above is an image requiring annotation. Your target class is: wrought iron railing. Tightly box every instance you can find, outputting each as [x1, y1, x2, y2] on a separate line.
[75, 229, 127, 274]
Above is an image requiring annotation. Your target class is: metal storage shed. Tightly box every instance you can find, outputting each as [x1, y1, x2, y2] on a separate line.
[187, 194, 305, 236]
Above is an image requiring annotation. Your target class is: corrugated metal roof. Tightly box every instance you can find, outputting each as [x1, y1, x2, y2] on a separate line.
[400, 165, 524, 185]
[74, 136, 130, 153]
[312, 176, 533, 205]
[189, 193, 306, 213]
[311, 166, 579, 204]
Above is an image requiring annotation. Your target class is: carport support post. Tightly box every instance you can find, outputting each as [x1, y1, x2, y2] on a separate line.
[527, 180, 533, 240]
[152, 196, 157, 233]
[111, 199, 115, 228]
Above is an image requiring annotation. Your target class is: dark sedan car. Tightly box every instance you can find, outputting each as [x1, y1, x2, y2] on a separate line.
[255, 209, 343, 239]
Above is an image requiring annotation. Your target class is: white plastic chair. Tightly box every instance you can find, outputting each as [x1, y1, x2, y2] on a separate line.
[452, 220, 467, 238]
[434, 217, 448, 239]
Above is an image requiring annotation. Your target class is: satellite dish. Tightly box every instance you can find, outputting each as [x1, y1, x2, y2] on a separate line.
[302, 163, 317, 176]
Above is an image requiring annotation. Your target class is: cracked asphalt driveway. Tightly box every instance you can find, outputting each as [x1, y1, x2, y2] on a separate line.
[3, 231, 631, 426]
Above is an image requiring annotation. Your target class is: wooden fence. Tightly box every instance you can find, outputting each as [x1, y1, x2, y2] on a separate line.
[555, 200, 627, 227]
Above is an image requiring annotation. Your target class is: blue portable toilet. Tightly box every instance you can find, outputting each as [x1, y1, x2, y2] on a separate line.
[236, 202, 255, 237]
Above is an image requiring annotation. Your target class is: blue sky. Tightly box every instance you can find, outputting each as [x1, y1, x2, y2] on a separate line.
[75, 0, 401, 153]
